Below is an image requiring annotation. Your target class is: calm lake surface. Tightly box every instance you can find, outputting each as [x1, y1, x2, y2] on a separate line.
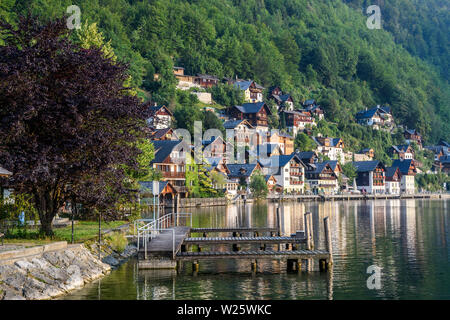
[64, 199, 450, 300]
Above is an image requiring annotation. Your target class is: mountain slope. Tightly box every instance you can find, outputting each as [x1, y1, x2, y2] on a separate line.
[3, 0, 449, 143]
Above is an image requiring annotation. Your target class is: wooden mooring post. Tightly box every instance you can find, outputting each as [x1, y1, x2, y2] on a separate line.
[304, 212, 311, 250]
[324, 216, 333, 269]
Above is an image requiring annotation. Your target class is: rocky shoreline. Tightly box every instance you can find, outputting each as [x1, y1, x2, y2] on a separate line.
[0, 242, 137, 300]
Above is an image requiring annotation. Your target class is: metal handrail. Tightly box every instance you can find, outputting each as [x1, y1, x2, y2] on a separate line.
[134, 218, 154, 235]
[137, 212, 192, 257]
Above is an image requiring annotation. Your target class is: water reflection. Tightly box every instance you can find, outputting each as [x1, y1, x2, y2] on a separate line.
[64, 199, 450, 300]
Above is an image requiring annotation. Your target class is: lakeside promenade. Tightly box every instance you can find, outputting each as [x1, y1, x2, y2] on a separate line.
[170, 193, 450, 208]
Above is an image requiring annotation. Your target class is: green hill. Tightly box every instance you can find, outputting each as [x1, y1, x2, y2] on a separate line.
[1, 0, 449, 143]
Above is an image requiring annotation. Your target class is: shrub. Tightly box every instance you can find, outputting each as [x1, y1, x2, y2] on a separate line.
[106, 231, 128, 253]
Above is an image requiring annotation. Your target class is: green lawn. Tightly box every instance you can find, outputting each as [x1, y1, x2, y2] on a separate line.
[3, 220, 127, 244]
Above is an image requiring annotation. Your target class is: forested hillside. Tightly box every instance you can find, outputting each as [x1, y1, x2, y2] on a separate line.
[343, 0, 449, 80]
[1, 0, 449, 143]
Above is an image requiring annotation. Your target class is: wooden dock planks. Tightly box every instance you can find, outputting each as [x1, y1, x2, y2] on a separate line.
[190, 227, 277, 234]
[139, 226, 190, 258]
[184, 236, 306, 244]
[176, 250, 330, 260]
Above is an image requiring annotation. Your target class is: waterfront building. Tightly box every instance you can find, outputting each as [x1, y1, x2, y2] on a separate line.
[304, 162, 339, 195]
[225, 163, 262, 190]
[352, 160, 386, 194]
[385, 166, 401, 194]
[259, 154, 305, 194]
[392, 159, 417, 194]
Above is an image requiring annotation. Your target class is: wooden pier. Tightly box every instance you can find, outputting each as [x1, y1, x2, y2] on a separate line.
[137, 212, 333, 273]
[190, 227, 277, 234]
[183, 236, 306, 245]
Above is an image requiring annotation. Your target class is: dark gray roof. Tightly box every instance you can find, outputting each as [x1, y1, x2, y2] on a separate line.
[150, 128, 173, 139]
[277, 132, 293, 139]
[438, 140, 450, 148]
[314, 137, 342, 147]
[197, 74, 219, 81]
[405, 128, 420, 136]
[306, 162, 332, 174]
[256, 144, 280, 156]
[323, 160, 339, 171]
[295, 151, 317, 162]
[226, 164, 258, 178]
[392, 144, 411, 153]
[356, 107, 379, 120]
[223, 119, 249, 129]
[391, 159, 414, 175]
[234, 102, 268, 114]
[139, 181, 169, 195]
[385, 166, 400, 178]
[352, 161, 384, 172]
[279, 94, 292, 103]
[304, 99, 315, 106]
[440, 155, 450, 164]
[151, 140, 185, 164]
[259, 154, 304, 175]
[148, 105, 172, 116]
[233, 80, 253, 91]
[379, 106, 391, 114]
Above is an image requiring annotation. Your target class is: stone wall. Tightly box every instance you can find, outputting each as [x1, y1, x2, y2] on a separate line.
[0, 243, 111, 300]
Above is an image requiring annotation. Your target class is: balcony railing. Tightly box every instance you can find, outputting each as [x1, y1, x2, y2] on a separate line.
[162, 172, 186, 179]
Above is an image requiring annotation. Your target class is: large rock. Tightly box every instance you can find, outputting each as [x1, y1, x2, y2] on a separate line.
[102, 255, 119, 266]
[1, 243, 121, 300]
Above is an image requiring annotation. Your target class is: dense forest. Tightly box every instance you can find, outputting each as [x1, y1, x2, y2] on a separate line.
[1, 0, 449, 146]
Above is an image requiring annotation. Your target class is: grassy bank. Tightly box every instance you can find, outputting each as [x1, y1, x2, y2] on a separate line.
[3, 220, 127, 244]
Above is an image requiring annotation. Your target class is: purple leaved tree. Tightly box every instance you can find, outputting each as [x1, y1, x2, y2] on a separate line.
[0, 15, 149, 235]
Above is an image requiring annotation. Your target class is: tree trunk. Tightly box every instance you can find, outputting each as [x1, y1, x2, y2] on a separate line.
[40, 216, 54, 236]
[35, 191, 59, 237]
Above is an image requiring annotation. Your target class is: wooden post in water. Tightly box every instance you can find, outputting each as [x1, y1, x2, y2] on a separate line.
[324, 216, 333, 269]
[304, 212, 311, 271]
[304, 212, 311, 250]
[251, 260, 257, 273]
[276, 206, 281, 236]
[192, 261, 199, 272]
[309, 212, 314, 250]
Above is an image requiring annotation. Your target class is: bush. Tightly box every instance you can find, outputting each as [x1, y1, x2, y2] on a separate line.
[106, 231, 128, 253]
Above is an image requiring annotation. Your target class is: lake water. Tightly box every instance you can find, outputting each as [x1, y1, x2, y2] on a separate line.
[64, 198, 450, 300]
